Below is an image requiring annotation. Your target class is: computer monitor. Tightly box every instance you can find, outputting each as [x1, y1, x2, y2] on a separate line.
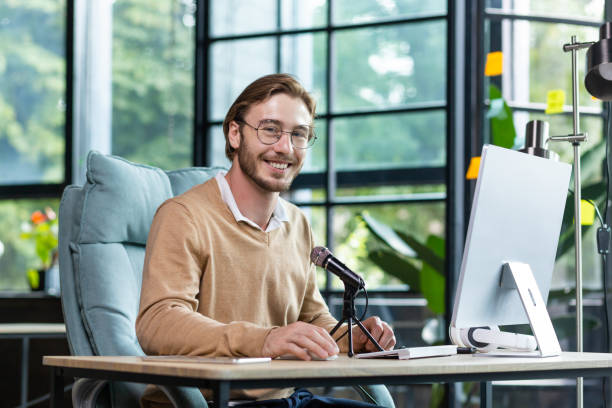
[450, 145, 571, 356]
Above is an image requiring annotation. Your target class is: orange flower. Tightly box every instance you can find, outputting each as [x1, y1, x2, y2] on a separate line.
[31, 211, 46, 225]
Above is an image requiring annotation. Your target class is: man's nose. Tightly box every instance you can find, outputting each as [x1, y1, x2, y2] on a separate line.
[274, 131, 293, 154]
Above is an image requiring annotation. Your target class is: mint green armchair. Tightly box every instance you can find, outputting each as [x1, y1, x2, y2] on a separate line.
[58, 151, 394, 408]
[59, 151, 221, 407]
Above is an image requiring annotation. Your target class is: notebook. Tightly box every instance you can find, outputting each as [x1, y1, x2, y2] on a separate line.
[355, 345, 457, 360]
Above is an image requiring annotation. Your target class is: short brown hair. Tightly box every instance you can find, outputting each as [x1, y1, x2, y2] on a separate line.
[222, 73, 317, 160]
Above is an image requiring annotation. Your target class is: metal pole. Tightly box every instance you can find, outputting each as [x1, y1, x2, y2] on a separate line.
[571, 36, 580, 136]
[570, 35, 584, 408]
[554, 35, 593, 408]
[574, 143, 584, 408]
[553, 43, 593, 386]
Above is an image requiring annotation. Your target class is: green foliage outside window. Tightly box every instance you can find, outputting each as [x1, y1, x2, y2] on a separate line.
[111, 0, 194, 170]
[0, 0, 65, 184]
[0, 1, 65, 290]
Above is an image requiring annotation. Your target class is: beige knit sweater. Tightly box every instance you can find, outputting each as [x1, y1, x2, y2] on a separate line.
[136, 178, 341, 401]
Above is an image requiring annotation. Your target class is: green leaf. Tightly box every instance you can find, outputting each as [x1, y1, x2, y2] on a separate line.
[360, 212, 416, 257]
[426, 235, 445, 261]
[396, 231, 445, 274]
[361, 211, 444, 274]
[368, 249, 421, 291]
[361, 212, 446, 315]
[582, 181, 606, 201]
[576, 137, 606, 183]
[556, 224, 593, 261]
[421, 262, 445, 315]
[429, 382, 446, 408]
[26, 268, 39, 289]
[419, 235, 446, 315]
[488, 84, 517, 149]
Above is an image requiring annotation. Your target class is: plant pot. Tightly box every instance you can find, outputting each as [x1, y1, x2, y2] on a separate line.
[27, 268, 46, 291]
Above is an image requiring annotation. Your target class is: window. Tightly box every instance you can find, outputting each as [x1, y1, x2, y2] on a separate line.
[479, 0, 608, 405]
[0, 1, 69, 290]
[111, 0, 196, 170]
[199, 2, 450, 379]
[0, 0, 198, 290]
[483, 1, 605, 307]
[0, 2, 67, 187]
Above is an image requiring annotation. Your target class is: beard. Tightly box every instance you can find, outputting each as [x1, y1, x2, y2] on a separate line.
[236, 135, 303, 192]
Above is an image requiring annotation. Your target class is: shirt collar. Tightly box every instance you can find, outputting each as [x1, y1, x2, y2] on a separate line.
[214, 172, 288, 232]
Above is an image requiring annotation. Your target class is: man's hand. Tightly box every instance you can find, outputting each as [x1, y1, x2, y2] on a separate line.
[261, 321, 339, 360]
[353, 316, 396, 353]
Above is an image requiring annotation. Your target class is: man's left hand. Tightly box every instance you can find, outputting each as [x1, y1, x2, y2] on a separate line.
[352, 316, 396, 352]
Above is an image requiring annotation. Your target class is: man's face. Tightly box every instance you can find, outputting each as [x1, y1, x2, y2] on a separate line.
[231, 93, 312, 192]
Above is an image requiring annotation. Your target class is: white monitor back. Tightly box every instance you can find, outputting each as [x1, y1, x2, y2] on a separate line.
[451, 145, 571, 329]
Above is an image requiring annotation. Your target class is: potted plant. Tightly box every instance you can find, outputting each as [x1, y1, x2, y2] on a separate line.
[20, 207, 58, 291]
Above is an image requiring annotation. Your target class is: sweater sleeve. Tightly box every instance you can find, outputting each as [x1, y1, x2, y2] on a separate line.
[136, 200, 273, 357]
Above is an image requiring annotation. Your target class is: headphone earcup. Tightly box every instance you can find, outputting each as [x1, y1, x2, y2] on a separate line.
[462, 326, 501, 352]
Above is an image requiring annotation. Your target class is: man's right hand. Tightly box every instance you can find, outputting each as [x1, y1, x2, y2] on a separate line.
[261, 321, 339, 360]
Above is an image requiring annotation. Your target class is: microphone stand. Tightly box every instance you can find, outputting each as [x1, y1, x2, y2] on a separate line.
[329, 283, 384, 357]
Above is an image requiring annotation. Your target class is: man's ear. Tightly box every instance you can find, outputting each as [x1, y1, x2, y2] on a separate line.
[228, 120, 241, 150]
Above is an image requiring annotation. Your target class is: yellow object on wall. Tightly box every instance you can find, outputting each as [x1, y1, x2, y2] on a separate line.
[466, 157, 481, 180]
[545, 89, 565, 114]
[580, 200, 595, 226]
[485, 51, 503, 76]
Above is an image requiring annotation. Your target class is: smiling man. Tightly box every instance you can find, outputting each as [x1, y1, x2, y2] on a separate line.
[136, 74, 395, 406]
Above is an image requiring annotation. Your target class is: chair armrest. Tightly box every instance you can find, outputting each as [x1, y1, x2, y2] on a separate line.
[354, 384, 395, 408]
[72, 378, 108, 408]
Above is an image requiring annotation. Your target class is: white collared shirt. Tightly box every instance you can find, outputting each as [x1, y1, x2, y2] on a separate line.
[214, 172, 288, 232]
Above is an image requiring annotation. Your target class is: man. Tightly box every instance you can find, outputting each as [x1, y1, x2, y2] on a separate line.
[136, 74, 396, 405]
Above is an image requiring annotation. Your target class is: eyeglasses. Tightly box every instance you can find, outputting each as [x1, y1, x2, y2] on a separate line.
[238, 119, 317, 149]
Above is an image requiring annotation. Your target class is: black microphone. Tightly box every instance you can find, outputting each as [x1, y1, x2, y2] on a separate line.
[310, 246, 365, 289]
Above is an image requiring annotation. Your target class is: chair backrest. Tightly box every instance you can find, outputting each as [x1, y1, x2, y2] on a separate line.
[59, 151, 224, 406]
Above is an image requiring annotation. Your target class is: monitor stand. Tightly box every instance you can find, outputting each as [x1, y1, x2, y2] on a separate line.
[498, 262, 561, 357]
[450, 262, 562, 358]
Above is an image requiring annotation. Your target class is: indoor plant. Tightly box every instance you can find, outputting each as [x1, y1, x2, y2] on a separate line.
[20, 207, 58, 290]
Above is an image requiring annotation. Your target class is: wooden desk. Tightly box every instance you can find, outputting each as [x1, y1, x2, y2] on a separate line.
[1, 324, 66, 408]
[44, 352, 612, 408]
